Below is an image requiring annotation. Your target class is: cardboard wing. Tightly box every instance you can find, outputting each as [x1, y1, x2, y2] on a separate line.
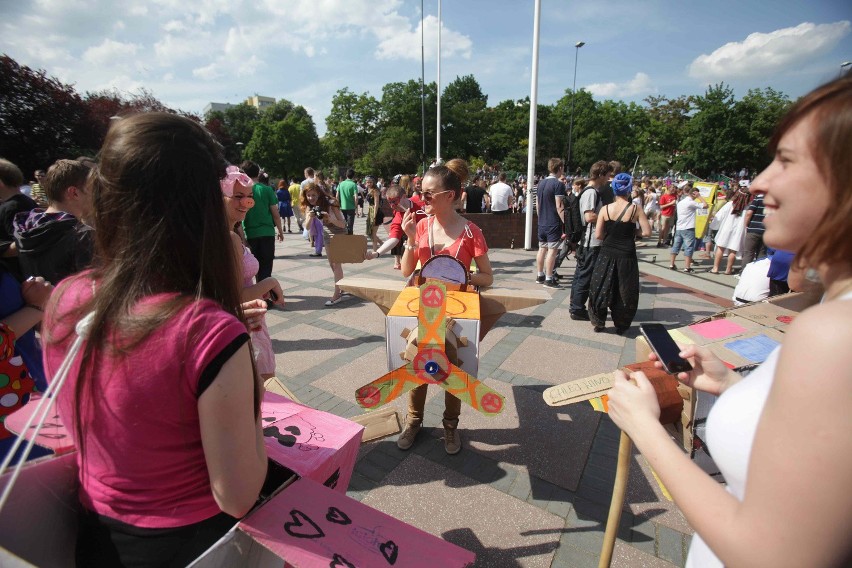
[326, 235, 368, 264]
[336, 277, 406, 314]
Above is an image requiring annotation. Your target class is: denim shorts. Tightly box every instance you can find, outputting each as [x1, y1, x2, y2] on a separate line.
[671, 229, 696, 257]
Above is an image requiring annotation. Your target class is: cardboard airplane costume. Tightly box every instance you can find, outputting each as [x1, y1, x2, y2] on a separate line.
[340, 255, 550, 415]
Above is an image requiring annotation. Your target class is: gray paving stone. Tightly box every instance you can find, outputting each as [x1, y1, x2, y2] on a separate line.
[657, 524, 687, 567]
[508, 470, 533, 501]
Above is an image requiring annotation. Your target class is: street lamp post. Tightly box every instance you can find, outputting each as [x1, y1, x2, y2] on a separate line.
[566, 41, 585, 173]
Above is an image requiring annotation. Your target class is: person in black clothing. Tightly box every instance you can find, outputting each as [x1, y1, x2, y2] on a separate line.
[588, 173, 651, 334]
[13, 159, 94, 284]
[465, 175, 488, 214]
[740, 192, 766, 270]
[0, 159, 38, 281]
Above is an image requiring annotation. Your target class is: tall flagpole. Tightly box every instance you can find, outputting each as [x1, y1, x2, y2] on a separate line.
[524, 0, 541, 250]
[420, 0, 426, 174]
[436, 0, 442, 164]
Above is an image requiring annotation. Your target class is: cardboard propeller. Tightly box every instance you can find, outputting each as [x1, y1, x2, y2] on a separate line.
[355, 279, 505, 415]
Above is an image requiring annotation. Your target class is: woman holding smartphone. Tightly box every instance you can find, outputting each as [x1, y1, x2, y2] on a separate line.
[607, 74, 852, 567]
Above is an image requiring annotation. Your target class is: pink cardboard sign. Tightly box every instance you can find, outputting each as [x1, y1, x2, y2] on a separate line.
[242, 477, 475, 567]
[688, 318, 747, 340]
[261, 392, 363, 494]
[4, 394, 75, 455]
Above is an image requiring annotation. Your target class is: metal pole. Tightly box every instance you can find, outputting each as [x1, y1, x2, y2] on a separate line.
[566, 41, 584, 172]
[421, 0, 426, 174]
[436, 0, 442, 163]
[524, 0, 541, 251]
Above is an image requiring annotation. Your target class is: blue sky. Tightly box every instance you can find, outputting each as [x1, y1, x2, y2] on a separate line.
[1, 0, 849, 135]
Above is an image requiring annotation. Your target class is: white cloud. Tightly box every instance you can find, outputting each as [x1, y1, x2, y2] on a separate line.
[586, 72, 655, 98]
[689, 21, 851, 80]
[82, 38, 142, 66]
[376, 14, 472, 61]
[162, 20, 186, 33]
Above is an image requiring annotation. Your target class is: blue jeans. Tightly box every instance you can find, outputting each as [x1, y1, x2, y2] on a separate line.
[671, 229, 696, 258]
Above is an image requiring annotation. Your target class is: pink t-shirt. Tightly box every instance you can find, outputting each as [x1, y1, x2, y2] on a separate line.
[414, 216, 488, 271]
[43, 274, 248, 528]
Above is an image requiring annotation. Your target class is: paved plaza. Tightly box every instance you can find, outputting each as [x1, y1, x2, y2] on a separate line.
[265, 216, 736, 567]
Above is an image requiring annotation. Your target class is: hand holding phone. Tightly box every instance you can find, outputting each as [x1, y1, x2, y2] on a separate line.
[639, 323, 693, 375]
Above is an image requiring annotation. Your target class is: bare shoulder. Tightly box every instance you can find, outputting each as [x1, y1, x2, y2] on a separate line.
[777, 299, 852, 387]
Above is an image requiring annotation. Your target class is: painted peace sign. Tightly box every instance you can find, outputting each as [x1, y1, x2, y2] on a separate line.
[356, 385, 381, 408]
[481, 392, 504, 414]
[421, 284, 445, 308]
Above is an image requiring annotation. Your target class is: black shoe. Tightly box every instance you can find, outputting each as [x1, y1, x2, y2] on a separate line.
[309, 252, 322, 257]
[669, 265, 677, 270]
[615, 327, 629, 335]
[535, 275, 545, 283]
[543, 279, 560, 289]
[552, 271, 562, 281]
[570, 312, 590, 321]
[593, 325, 605, 333]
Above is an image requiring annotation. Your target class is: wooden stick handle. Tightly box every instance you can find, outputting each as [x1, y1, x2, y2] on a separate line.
[598, 430, 633, 568]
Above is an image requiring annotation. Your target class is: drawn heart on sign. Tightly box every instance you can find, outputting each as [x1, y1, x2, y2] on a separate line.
[330, 553, 355, 568]
[324, 468, 341, 489]
[325, 506, 351, 525]
[379, 540, 399, 565]
[283, 510, 324, 539]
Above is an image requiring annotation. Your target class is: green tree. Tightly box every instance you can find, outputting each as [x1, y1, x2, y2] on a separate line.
[0, 55, 86, 175]
[245, 102, 321, 180]
[358, 126, 419, 178]
[482, 99, 529, 168]
[682, 83, 739, 177]
[441, 75, 488, 161]
[379, 79, 438, 171]
[733, 88, 791, 174]
[205, 103, 261, 164]
[323, 88, 380, 169]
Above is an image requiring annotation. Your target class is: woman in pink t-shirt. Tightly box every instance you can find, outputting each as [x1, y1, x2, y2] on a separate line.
[42, 113, 268, 567]
[395, 159, 493, 456]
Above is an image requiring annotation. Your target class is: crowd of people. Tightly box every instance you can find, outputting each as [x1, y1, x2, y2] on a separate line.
[0, 71, 849, 566]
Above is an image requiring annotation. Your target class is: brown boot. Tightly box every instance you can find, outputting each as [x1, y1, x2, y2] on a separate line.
[396, 416, 422, 450]
[442, 419, 461, 455]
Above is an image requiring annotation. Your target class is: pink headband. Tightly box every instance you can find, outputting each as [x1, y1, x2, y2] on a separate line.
[220, 165, 253, 197]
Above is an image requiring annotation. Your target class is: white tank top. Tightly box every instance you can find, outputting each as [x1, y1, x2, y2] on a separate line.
[686, 292, 852, 567]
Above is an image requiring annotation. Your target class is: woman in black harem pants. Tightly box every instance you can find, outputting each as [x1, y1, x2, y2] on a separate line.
[589, 173, 651, 334]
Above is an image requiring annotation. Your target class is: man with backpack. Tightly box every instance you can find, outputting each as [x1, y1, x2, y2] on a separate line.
[569, 160, 613, 321]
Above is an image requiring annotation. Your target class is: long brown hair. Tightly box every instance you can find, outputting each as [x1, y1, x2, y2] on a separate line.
[46, 113, 257, 455]
[767, 72, 852, 268]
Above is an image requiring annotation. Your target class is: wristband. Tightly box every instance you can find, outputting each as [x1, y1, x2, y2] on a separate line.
[375, 251, 380, 257]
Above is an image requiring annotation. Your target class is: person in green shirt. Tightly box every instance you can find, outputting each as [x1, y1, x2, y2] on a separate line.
[239, 160, 284, 280]
[336, 168, 358, 235]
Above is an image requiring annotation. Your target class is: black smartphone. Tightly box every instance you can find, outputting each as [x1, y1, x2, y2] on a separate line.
[399, 197, 412, 211]
[639, 323, 693, 374]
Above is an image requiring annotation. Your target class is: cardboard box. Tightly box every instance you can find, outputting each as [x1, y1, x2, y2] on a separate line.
[0, 395, 474, 567]
[260, 393, 363, 493]
[192, 477, 475, 568]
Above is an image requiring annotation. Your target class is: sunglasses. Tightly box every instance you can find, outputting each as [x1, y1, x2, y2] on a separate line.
[421, 190, 453, 201]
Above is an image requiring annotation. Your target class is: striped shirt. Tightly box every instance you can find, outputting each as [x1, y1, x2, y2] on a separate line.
[746, 195, 765, 234]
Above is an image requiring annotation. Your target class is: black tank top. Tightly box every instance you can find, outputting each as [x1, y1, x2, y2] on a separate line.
[601, 203, 637, 258]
